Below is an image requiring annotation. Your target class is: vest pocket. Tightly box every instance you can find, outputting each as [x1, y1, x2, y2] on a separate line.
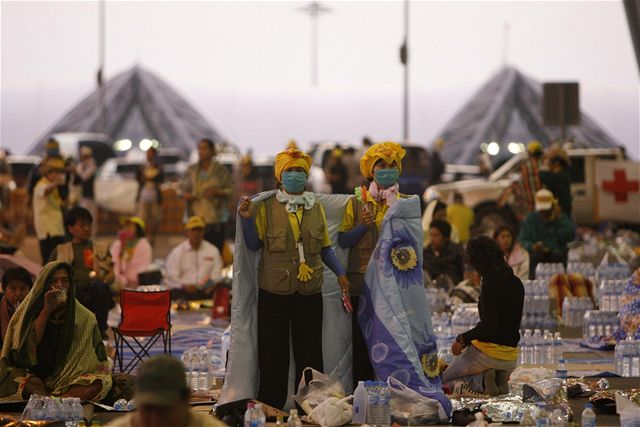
[308, 229, 325, 254]
[266, 230, 287, 252]
[262, 267, 291, 293]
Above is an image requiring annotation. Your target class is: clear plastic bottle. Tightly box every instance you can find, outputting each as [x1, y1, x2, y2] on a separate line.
[543, 330, 554, 365]
[553, 332, 563, 364]
[535, 403, 549, 427]
[72, 398, 84, 423]
[533, 329, 543, 364]
[287, 409, 302, 427]
[253, 403, 266, 427]
[378, 382, 391, 427]
[580, 403, 596, 427]
[198, 346, 210, 391]
[244, 402, 255, 427]
[522, 330, 533, 365]
[555, 358, 568, 380]
[365, 381, 379, 427]
[549, 409, 564, 426]
[352, 380, 368, 424]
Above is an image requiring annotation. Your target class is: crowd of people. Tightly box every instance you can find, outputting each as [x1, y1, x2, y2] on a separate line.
[0, 135, 581, 413]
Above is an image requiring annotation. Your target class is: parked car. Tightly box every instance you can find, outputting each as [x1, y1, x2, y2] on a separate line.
[423, 147, 638, 229]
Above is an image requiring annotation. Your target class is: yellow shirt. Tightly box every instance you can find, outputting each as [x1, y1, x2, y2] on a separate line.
[33, 177, 65, 240]
[255, 202, 332, 247]
[472, 340, 519, 361]
[339, 189, 396, 232]
[446, 203, 475, 243]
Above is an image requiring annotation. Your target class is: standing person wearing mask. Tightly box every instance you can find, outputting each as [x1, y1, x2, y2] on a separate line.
[181, 139, 232, 253]
[237, 148, 350, 409]
[137, 147, 165, 245]
[337, 141, 407, 384]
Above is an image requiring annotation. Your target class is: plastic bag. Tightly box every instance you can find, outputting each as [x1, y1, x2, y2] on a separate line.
[308, 396, 352, 427]
[388, 376, 442, 425]
[294, 368, 346, 415]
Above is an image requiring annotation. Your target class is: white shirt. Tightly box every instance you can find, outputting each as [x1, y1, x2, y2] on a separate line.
[165, 239, 223, 289]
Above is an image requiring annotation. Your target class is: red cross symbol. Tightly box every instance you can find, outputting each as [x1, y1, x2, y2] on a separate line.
[602, 169, 639, 202]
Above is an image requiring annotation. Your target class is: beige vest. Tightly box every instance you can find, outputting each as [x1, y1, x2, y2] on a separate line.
[257, 196, 325, 295]
[55, 241, 113, 281]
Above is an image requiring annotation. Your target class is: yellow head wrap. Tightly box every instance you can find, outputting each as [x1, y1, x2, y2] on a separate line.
[359, 142, 406, 179]
[274, 149, 312, 182]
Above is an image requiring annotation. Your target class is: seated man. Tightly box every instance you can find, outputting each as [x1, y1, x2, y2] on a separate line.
[166, 216, 224, 300]
[50, 206, 114, 336]
[518, 189, 575, 279]
[0, 261, 112, 401]
[1, 267, 33, 348]
[424, 219, 465, 286]
[108, 355, 225, 427]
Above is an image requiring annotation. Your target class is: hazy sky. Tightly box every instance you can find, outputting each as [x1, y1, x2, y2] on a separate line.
[1, 0, 639, 158]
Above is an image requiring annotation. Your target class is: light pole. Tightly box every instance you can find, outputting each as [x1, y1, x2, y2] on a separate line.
[298, 1, 331, 86]
[97, 0, 106, 133]
[401, 0, 410, 141]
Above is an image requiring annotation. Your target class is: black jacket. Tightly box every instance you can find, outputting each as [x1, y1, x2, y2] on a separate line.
[461, 264, 524, 347]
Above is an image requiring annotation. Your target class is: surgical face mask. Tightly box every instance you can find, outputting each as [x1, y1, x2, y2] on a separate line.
[281, 171, 307, 193]
[374, 168, 400, 188]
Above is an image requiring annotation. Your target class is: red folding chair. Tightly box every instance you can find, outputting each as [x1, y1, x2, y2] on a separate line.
[113, 289, 171, 373]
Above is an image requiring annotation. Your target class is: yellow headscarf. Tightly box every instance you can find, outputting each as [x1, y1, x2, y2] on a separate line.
[359, 142, 406, 179]
[274, 149, 312, 182]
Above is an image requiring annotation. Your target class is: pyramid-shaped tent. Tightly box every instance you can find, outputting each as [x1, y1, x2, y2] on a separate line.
[437, 67, 620, 165]
[29, 65, 224, 154]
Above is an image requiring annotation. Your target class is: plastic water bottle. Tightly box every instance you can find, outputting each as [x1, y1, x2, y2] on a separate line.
[365, 381, 380, 426]
[522, 330, 533, 364]
[549, 409, 564, 426]
[554, 332, 563, 364]
[352, 381, 368, 424]
[253, 403, 266, 427]
[536, 403, 549, 427]
[72, 398, 84, 423]
[543, 330, 554, 364]
[533, 329, 543, 364]
[581, 403, 596, 427]
[378, 382, 391, 426]
[287, 409, 302, 427]
[244, 402, 256, 427]
[555, 358, 568, 379]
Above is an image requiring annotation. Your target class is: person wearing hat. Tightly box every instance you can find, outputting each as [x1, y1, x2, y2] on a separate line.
[28, 138, 71, 204]
[181, 139, 232, 253]
[110, 216, 152, 289]
[33, 157, 68, 264]
[165, 216, 224, 300]
[337, 141, 410, 383]
[106, 355, 225, 427]
[50, 206, 114, 337]
[540, 145, 572, 218]
[237, 148, 350, 409]
[518, 188, 575, 279]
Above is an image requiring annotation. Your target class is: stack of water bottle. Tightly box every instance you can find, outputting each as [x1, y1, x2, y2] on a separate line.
[598, 280, 626, 312]
[181, 345, 225, 392]
[449, 305, 480, 336]
[352, 381, 391, 427]
[534, 263, 565, 282]
[518, 329, 563, 366]
[521, 280, 556, 330]
[596, 263, 630, 283]
[582, 310, 619, 339]
[22, 395, 84, 424]
[567, 262, 596, 280]
[614, 338, 640, 377]
[562, 297, 593, 327]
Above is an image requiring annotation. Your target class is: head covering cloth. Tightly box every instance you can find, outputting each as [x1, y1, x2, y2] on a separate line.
[274, 149, 312, 182]
[359, 142, 406, 179]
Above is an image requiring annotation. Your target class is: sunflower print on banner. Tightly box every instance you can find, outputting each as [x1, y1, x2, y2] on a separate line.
[421, 353, 440, 378]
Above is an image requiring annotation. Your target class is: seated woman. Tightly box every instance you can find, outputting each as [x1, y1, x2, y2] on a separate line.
[493, 225, 530, 281]
[441, 236, 524, 397]
[110, 217, 152, 289]
[1, 267, 33, 348]
[0, 261, 112, 401]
